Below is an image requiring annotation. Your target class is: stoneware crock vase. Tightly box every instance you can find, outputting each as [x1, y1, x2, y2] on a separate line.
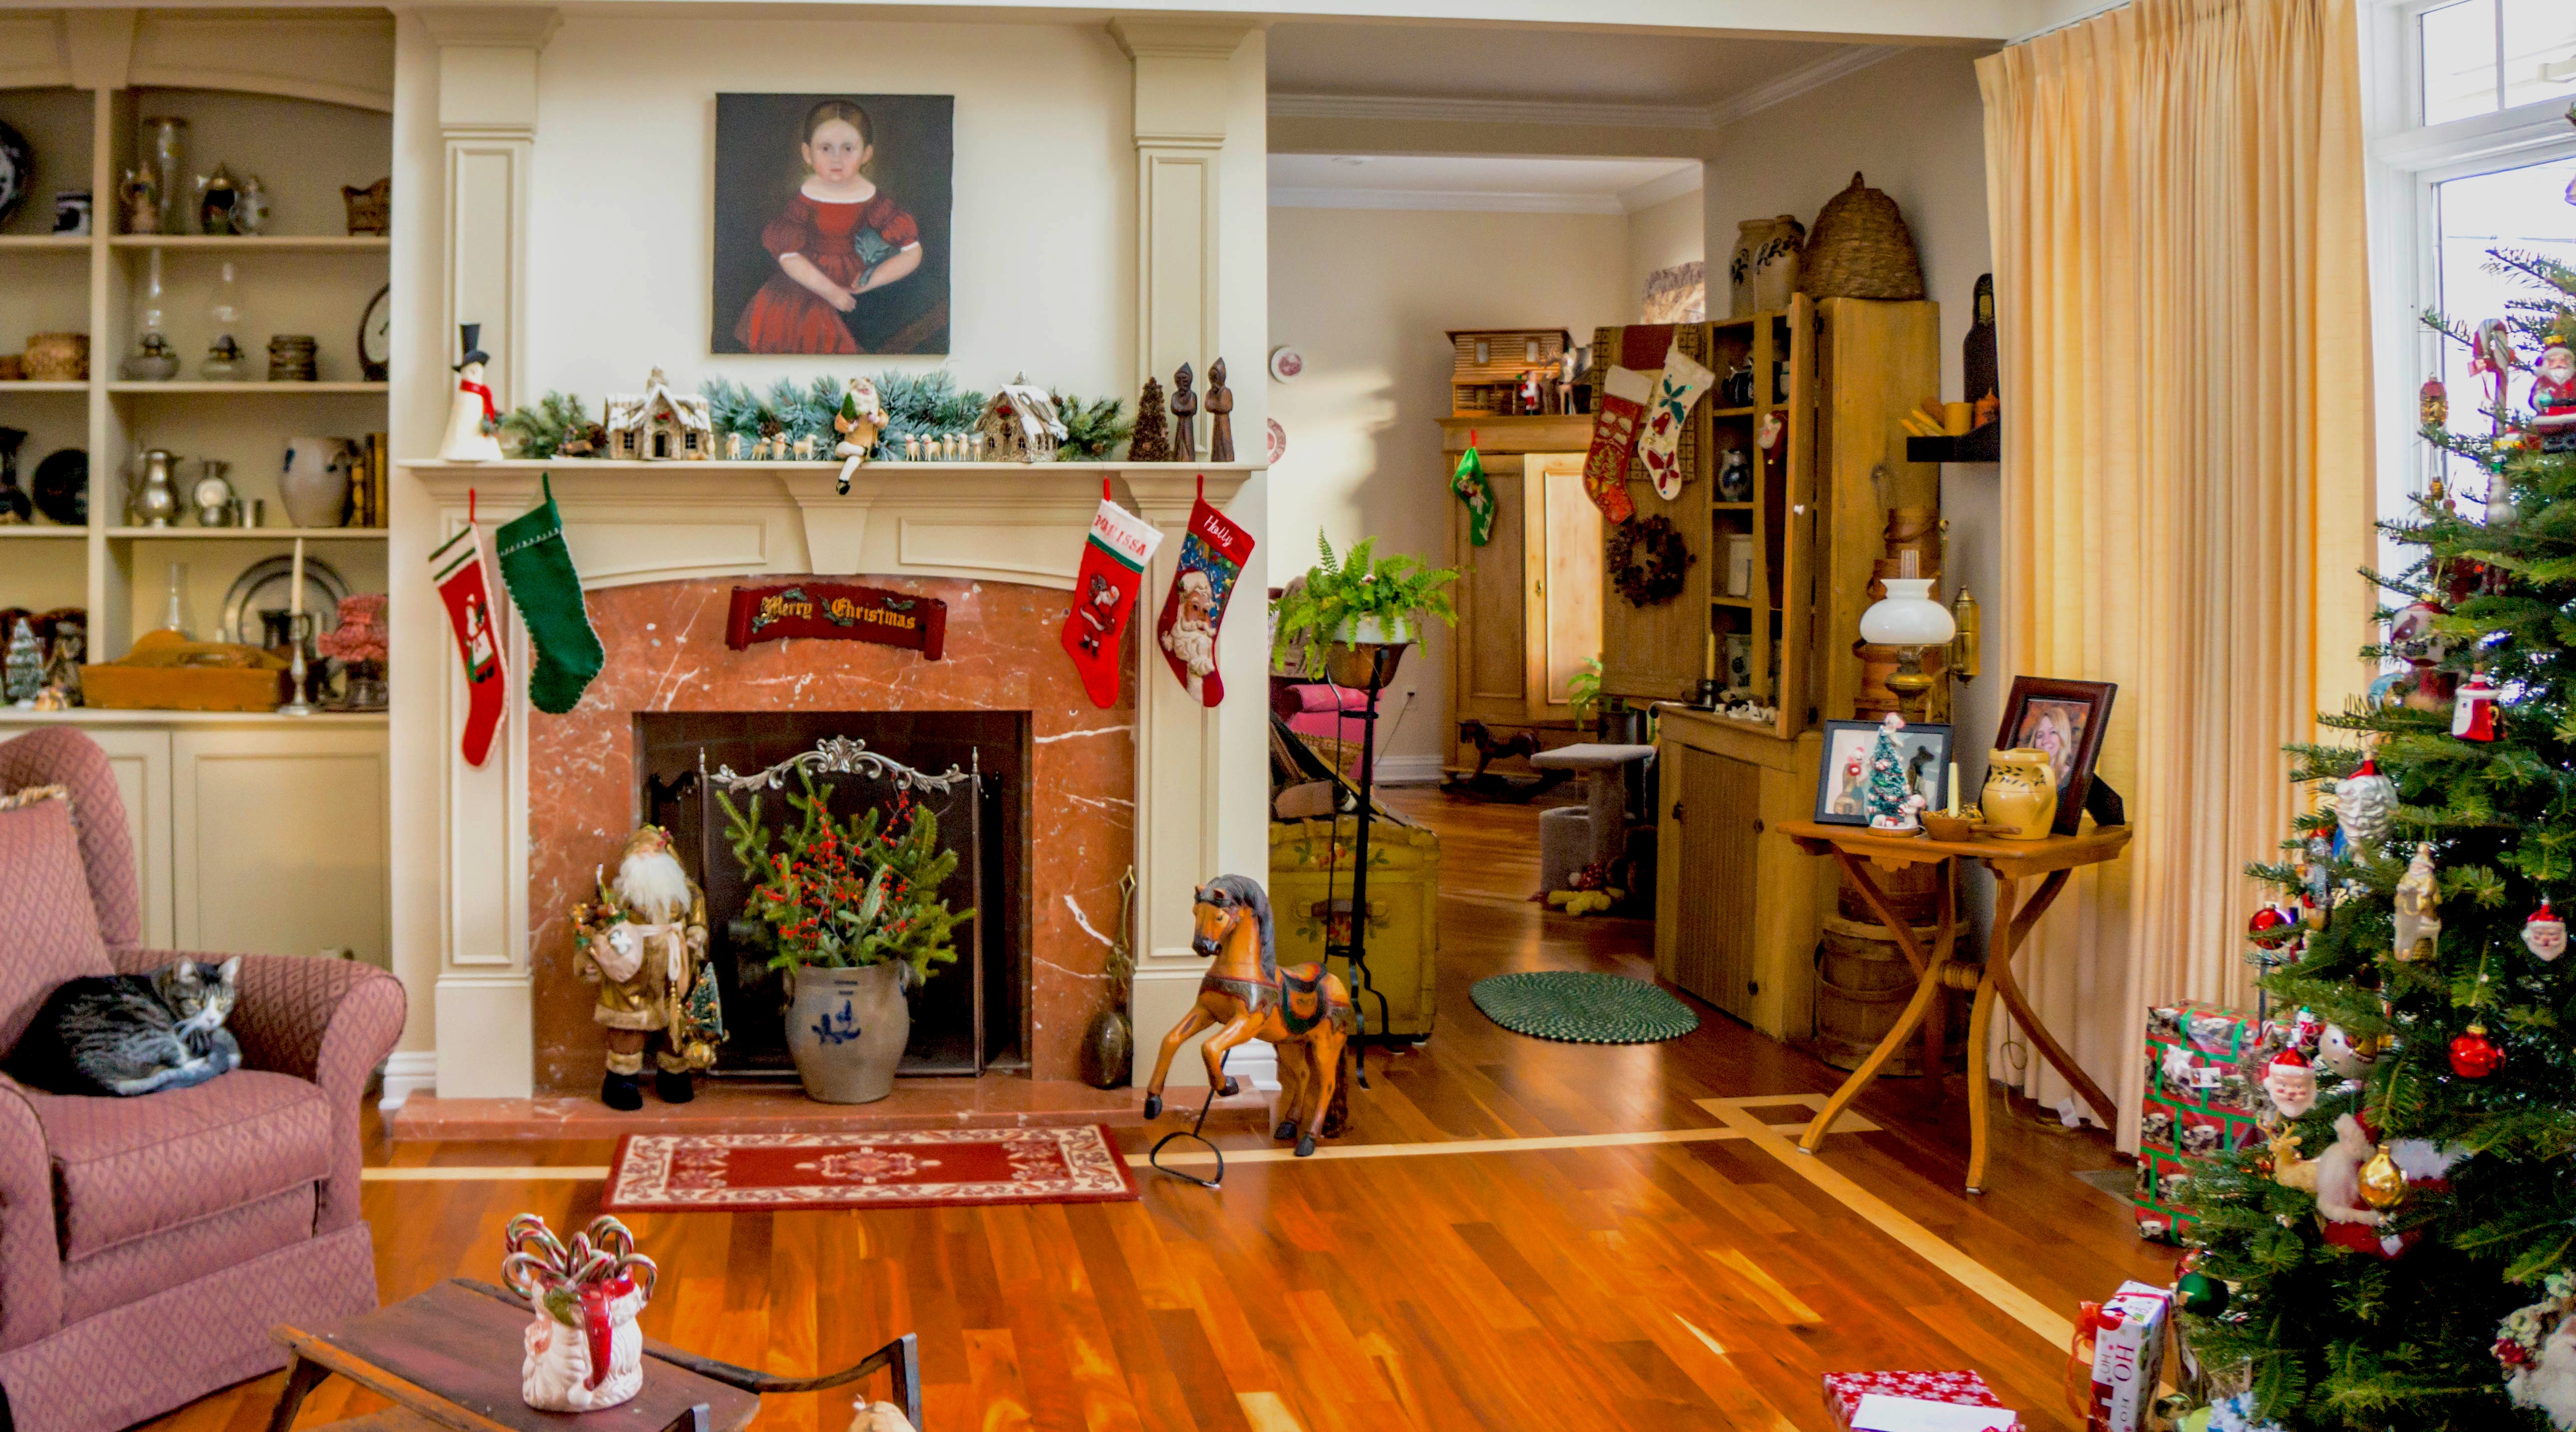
[1727, 220, 1766, 318]
[1981, 749, 2058, 841]
[784, 960, 908, 1103]
[280, 436, 351, 528]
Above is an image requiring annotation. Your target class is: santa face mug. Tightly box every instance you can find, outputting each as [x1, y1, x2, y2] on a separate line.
[502, 1213, 657, 1412]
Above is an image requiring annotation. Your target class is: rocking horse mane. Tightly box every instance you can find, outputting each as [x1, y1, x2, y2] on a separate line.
[1198, 874, 1275, 980]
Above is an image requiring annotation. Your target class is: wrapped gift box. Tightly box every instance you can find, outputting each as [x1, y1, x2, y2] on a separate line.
[2135, 1003, 2282, 1242]
[1823, 1371, 2023, 1432]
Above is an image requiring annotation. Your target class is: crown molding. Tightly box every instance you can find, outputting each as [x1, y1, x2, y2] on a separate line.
[1269, 185, 1624, 215]
[1267, 42, 1909, 133]
[1617, 163, 1703, 213]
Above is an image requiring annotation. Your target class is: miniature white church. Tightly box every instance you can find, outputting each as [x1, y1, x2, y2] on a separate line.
[976, 374, 1068, 464]
[603, 368, 714, 461]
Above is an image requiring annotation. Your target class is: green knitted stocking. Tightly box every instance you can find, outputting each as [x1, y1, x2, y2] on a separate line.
[496, 475, 604, 715]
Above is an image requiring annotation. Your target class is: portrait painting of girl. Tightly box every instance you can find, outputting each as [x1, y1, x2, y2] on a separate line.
[712, 93, 953, 356]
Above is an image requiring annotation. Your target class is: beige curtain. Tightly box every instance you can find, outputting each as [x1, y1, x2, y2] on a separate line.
[1977, 0, 2376, 1146]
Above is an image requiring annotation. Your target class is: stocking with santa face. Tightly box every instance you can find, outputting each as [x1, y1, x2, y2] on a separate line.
[1153, 486, 1254, 706]
[1059, 483, 1164, 708]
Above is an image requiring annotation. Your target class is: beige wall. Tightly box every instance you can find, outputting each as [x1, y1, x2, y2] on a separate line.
[1626, 186, 1706, 321]
[1267, 205, 1632, 775]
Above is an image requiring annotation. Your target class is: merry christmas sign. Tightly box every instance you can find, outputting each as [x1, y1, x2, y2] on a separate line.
[723, 583, 947, 659]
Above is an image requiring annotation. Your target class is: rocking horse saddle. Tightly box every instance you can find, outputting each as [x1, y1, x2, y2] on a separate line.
[1202, 963, 1353, 1036]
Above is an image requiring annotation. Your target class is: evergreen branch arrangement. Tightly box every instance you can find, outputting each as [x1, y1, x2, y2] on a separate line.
[498, 391, 598, 459]
[1049, 392, 1132, 461]
[2181, 202, 2576, 1430]
[1272, 533, 1458, 677]
[703, 373, 988, 458]
[714, 769, 969, 983]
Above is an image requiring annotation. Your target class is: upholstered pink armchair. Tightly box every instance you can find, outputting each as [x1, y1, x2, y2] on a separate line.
[0, 728, 403, 1432]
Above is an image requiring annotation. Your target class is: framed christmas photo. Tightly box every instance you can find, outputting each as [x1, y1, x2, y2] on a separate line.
[1994, 675, 2116, 835]
[1814, 718, 1953, 828]
[712, 92, 954, 356]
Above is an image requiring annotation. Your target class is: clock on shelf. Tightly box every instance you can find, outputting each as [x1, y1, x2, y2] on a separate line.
[357, 284, 390, 383]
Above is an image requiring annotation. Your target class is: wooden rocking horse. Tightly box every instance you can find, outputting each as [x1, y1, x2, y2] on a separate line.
[1143, 874, 1356, 1161]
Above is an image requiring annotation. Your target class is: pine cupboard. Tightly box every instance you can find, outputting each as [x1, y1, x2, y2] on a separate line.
[1438, 415, 1604, 777]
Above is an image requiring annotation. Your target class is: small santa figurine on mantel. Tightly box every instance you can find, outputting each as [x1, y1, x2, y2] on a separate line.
[572, 825, 724, 1110]
[439, 322, 505, 463]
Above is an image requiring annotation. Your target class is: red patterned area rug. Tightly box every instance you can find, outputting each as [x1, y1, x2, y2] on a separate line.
[602, 1127, 1138, 1212]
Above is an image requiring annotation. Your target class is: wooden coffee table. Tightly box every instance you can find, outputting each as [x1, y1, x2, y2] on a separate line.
[265, 1279, 918, 1432]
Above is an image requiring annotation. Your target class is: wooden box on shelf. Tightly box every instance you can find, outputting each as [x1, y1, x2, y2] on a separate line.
[81, 630, 287, 713]
[1447, 329, 1570, 416]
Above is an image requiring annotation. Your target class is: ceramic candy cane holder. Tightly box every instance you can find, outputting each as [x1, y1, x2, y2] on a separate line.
[502, 1212, 658, 1412]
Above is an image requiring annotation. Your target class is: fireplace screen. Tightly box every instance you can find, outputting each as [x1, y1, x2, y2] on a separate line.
[639, 712, 1027, 1075]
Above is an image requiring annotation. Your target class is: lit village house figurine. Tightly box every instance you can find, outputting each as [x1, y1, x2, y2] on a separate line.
[603, 367, 715, 461]
[572, 825, 726, 1109]
[977, 374, 1068, 463]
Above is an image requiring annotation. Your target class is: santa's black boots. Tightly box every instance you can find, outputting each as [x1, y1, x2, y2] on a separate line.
[655, 1068, 696, 1104]
[601, 1070, 643, 1111]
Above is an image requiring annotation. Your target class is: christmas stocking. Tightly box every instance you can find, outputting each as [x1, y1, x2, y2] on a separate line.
[496, 474, 606, 716]
[1638, 348, 1715, 500]
[1059, 483, 1164, 708]
[1581, 326, 1676, 524]
[429, 521, 507, 765]
[1154, 488, 1254, 707]
[1452, 441, 1494, 546]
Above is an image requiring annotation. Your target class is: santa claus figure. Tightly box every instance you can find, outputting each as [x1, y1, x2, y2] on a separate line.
[2263, 1046, 2318, 1119]
[2533, 339, 2576, 454]
[573, 825, 724, 1109]
[1159, 569, 1219, 700]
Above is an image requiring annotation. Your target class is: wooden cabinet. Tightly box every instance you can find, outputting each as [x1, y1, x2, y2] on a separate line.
[0, 714, 388, 965]
[1654, 706, 1824, 1036]
[1438, 415, 1603, 775]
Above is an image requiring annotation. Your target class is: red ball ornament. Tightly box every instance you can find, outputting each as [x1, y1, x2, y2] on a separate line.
[2249, 905, 2292, 937]
[2450, 1024, 2504, 1078]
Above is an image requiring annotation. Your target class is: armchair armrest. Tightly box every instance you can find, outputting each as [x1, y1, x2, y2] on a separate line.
[0, 1077, 62, 1352]
[111, 949, 406, 1235]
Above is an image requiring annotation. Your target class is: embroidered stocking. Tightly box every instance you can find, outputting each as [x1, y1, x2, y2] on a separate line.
[1154, 487, 1254, 706]
[496, 474, 606, 716]
[429, 521, 506, 766]
[1060, 483, 1164, 707]
[1581, 326, 1677, 524]
[1638, 348, 1715, 500]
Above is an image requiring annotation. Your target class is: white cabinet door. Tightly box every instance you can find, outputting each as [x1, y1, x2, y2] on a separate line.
[171, 728, 389, 966]
[0, 725, 173, 947]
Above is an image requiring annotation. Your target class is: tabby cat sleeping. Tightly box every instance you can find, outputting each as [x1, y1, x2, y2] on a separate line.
[6, 958, 244, 1097]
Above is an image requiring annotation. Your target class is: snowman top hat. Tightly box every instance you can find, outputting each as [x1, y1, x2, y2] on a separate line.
[454, 322, 490, 373]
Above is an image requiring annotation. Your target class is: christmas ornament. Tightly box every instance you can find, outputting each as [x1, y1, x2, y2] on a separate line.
[2528, 898, 2568, 962]
[2320, 1023, 2378, 1080]
[1636, 346, 1715, 500]
[1, 616, 40, 704]
[496, 475, 605, 716]
[2263, 1046, 2318, 1119]
[2450, 1023, 2504, 1078]
[1057, 483, 1163, 708]
[1152, 487, 1252, 706]
[2249, 903, 2296, 938]
[2532, 337, 2576, 454]
[2421, 375, 2448, 430]
[2494, 1271, 2576, 1431]
[2393, 842, 2441, 962]
[2335, 756, 2397, 845]
[2175, 1267, 2229, 1316]
[2360, 1141, 2407, 1210]
[429, 519, 507, 766]
[2314, 1114, 2411, 1258]
[1451, 440, 1493, 546]
[2473, 318, 2520, 434]
[2388, 599, 2452, 670]
[2454, 669, 2500, 740]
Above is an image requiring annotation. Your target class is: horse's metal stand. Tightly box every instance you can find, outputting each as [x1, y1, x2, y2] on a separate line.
[1147, 1052, 1229, 1189]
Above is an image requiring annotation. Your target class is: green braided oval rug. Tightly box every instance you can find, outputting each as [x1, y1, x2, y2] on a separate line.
[1470, 971, 1701, 1044]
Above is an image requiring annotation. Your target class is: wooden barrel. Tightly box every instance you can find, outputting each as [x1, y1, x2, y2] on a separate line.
[1836, 860, 1941, 926]
[1815, 912, 1961, 1075]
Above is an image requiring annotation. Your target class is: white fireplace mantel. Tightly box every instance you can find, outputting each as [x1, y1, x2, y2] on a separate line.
[405, 456, 1269, 1097]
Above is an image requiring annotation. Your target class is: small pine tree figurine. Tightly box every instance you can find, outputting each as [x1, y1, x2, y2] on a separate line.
[2, 617, 43, 703]
[1860, 713, 1919, 830]
[1129, 376, 1170, 463]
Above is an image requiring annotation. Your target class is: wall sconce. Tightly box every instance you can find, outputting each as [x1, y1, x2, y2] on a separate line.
[1950, 587, 1980, 682]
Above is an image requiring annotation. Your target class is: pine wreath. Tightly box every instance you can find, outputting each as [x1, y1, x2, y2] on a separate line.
[1607, 515, 1695, 606]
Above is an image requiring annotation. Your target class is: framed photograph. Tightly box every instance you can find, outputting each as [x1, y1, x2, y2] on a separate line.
[1994, 676, 2117, 835]
[712, 93, 954, 356]
[1814, 719, 1954, 827]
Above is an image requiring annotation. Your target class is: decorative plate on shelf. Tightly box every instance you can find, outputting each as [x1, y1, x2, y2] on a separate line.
[31, 449, 84, 526]
[0, 121, 29, 231]
[1268, 346, 1302, 382]
[220, 554, 349, 646]
[357, 284, 389, 382]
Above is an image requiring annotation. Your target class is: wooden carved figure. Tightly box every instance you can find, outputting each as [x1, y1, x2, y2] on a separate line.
[1169, 363, 1199, 463]
[1206, 357, 1235, 462]
[1142, 875, 1355, 1156]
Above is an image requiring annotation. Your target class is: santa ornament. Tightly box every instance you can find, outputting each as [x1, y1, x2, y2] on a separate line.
[503, 1214, 656, 1413]
[2453, 669, 2500, 740]
[2496, 1271, 2576, 1431]
[2531, 337, 2576, 454]
[2393, 842, 2442, 962]
[427, 513, 506, 766]
[2262, 1046, 2318, 1119]
[2314, 1114, 2426, 1259]
[2528, 899, 2568, 962]
[1153, 483, 1254, 706]
[1058, 482, 1164, 708]
[2336, 755, 2398, 846]
[438, 323, 504, 462]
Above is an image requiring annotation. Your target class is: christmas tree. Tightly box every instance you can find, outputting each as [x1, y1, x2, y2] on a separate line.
[2186, 180, 2576, 1430]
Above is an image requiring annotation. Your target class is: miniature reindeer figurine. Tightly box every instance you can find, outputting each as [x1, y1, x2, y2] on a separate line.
[1143, 875, 1355, 1156]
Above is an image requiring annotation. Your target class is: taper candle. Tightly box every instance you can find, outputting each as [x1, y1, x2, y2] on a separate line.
[1947, 761, 1960, 816]
[289, 538, 305, 619]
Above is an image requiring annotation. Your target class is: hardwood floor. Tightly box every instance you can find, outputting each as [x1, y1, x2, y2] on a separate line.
[147, 787, 2167, 1432]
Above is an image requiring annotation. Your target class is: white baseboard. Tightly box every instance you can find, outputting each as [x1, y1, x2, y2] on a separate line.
[377, 1050, 438, 1111]
[1371, 754, 1445, 785]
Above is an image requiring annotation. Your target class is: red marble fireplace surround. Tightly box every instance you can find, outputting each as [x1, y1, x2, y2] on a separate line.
[523, 574, 1131, 1095]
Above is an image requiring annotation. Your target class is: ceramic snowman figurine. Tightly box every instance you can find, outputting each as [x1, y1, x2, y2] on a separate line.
[502, 1213, 656, 1412]
[439, 323, 505, 463]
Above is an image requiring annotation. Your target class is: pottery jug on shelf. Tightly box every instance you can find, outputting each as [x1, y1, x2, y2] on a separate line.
[129, 449, 181, 527]
[1981, 749, 2059, 841]
[1727, 220, 1766, 318]
[279, 436, 352, 528]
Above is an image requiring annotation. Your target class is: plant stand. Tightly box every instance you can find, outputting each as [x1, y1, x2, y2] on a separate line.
[1327, 644, 1405, 1054]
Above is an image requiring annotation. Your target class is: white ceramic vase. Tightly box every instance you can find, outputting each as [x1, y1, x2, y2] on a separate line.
[521, 1283, 646, 1412]
[279, 436, 351, 528]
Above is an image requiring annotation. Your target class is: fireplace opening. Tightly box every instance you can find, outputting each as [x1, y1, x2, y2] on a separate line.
[638, 711, 1029, 1076]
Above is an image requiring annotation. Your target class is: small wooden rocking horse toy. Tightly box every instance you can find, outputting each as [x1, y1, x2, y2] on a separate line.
[1143, 875, 1356, 1181]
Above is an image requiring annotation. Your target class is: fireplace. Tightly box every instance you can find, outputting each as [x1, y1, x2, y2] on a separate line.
[638, 712, 1028, 1076]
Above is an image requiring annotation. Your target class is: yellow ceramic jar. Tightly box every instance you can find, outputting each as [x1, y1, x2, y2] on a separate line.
[1981, 749, 2059, 841]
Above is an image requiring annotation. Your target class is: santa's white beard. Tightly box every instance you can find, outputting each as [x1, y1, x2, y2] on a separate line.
[2512, 1323, 2576, 1430]
[1163, 618, 1217, 677]
[616, 848, 693, 924]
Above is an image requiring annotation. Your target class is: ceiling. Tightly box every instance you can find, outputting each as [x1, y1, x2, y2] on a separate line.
[1266, 21, 1888, 119]
[1267, 153, 1702, 214]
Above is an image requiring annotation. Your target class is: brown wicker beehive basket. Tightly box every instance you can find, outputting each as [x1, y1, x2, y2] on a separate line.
[1797, 172, 1925, 301]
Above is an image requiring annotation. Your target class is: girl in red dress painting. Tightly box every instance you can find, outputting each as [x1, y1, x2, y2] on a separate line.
[732, 100, 923, 354]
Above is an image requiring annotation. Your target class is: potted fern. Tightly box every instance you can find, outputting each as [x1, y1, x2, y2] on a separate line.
[1275, 533, 1458, 687]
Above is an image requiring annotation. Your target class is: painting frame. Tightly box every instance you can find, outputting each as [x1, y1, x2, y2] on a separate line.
[711, 92, 955, 357]
[1813, 719, 1954, 827]
[1993, 676, 2117, 836]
